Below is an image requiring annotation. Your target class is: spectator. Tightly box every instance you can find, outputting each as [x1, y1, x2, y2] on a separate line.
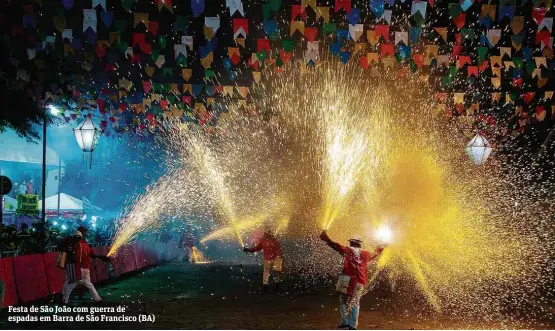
[26, 180, 33, 194]
[2, 225, 17, 252]
[18, 223, 30, 235]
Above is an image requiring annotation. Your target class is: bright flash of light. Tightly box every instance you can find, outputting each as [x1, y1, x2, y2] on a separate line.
[274, 216, 290, 235]
[48, 105, 61, 116]
[375, 224, 393, 244]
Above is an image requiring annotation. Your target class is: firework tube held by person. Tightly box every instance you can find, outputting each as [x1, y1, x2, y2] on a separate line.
[57, 226, 110, 304]
[319, 230, 385, 330]
[243, 225, 284, 293]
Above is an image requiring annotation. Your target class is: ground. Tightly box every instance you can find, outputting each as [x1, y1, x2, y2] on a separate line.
[1, 261, 553, 330]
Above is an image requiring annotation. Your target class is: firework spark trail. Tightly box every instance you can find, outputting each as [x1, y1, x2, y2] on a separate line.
[111, 115, 297, 253]
[109, 59, 553, 323]
[252, 61, 553, 320]
[183, 130, 244, 247]
[108, 167, 207, 256]
[199, 214, 267, 243]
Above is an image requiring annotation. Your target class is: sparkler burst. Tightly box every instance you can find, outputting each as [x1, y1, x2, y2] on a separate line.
[252, 61, 552, 321]
[109, 60, 552, 324]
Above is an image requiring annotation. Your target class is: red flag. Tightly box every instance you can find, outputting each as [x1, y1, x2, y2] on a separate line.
[467, 66, 478, 78]
[523, 92, 535, 105]
[452, 45, 464, 58]
[531, 7, 547, 25]
[359, 56, 368, 69]
[148, 21, 159, 35]
[478, 61, 489, 71]
[233, 18, 249, 37]
[413, 53, 424, 68]
[535, 30, 550, 45]
[94, 43, 107, 59]
[96, 99, 106, 114]
[380, 43, 394, 57]
[230, 53, 241, 65]
[257, 39, 271, 53]
[291, 5, 307, 20]
[335, 0, 351, 13]
[458, 55, 471, 68]
[512, 77, 523, 88]
[375, 25, 390, 41]
[304, 27, 317, 41]
[279, 49, 292, 63]
[453, 13, 466, 30]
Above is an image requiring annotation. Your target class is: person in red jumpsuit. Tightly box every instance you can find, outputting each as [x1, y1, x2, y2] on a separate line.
[320, 230, 385, 330]
[58, 226, 109, 304]
[243, 226, 284, 292]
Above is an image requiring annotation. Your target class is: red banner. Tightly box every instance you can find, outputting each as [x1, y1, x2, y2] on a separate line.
[0, 257, 18, 308]
[13, 254, 49, 303]
[134, 242, 147, 269]
[43, 252, 65, 294]
[143, 240, 158, 265]
[91, 246, 110, 284]
[113, 244, 137, 278]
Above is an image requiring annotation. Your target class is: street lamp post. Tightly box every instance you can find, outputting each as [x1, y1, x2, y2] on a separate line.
[41, 102, 48, 251]
[41, 103, 60, 251]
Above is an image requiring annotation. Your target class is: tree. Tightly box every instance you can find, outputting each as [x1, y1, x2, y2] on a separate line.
[0, 76, 47, 142]
[0, 33, 48, 142]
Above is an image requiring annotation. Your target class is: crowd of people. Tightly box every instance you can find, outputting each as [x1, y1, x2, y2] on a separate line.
[0, 218, 116, 256]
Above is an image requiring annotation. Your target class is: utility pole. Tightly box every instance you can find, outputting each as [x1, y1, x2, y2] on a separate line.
[41, 102, 47, 252]
[57, 155, 62, 217]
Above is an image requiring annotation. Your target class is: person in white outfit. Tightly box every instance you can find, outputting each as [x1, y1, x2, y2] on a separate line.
[57, 226, 109, 304]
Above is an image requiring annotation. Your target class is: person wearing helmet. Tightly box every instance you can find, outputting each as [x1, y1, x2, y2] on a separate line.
[57, 226, 110, 304]
[243, 224, 284, 292]
[319, 230, 385, 330]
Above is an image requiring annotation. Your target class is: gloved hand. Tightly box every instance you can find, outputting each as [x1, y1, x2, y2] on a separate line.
[242, 247, 249, 253]
[319, 230, 328, 241]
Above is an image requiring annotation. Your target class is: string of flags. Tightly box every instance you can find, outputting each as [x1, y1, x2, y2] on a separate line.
[0, 0, 553, 136]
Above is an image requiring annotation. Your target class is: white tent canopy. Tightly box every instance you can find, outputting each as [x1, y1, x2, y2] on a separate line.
[1, 196, 18, 212]
[0, 130, 65, 167]
[39, 193, 102, 211]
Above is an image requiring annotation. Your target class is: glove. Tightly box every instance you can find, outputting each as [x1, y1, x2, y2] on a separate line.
[319, 230, 328, 241]
[243, 247, 249, 253]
